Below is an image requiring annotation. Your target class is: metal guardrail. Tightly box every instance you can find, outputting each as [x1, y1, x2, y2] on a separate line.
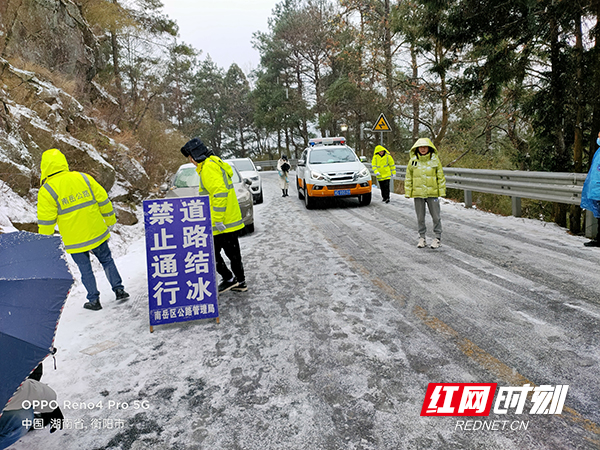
[254, 159, 596, 238]
[389, 165, 586, 207]
[254, 160, 295, 171]
[372, 164, 596, 238]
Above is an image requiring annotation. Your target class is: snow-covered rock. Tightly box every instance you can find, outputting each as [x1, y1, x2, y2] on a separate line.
[0, 58, 150, 230]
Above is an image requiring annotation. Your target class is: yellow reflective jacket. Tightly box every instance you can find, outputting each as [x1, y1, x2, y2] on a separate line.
[404, 138, 446, 198]
[37, 149, 116, 253]
[196, 155, 244, 235]
[371, 145, 396, 181]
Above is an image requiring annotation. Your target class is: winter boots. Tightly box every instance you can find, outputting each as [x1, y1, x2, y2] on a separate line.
[231, 281, 248, 292]
[84, 289, 128, 311]
[218, 277, 239, 293]
[83, 300, 102, 311]
[115, 288, 130, 301]
[219, 277, 248, 293]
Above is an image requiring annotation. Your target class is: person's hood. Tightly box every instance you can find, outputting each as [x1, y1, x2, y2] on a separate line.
[198, 155, 234, 178]
[218, 156, 234, 177]
[373, 145, 390, 156]
[41, 148, 69, 183]
[410, 138, 438, 155]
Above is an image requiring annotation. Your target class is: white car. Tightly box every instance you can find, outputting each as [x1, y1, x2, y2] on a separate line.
[296, 137, 372, 209]
[225, 158, 263, 204]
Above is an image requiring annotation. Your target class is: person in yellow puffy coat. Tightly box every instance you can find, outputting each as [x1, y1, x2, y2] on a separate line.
[37, 148, 129, 311]
[371, 145, 396, 203]
[181, 138, 247, 293]
[404, 138, 446, 249]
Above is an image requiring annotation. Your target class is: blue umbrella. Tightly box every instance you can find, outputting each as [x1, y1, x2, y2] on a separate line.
[0, 231, 73, 411]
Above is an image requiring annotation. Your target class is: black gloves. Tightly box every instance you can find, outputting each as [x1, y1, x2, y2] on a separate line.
[39, 406, 64, 433]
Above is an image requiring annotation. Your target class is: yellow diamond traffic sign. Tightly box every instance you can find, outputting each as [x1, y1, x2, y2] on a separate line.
[372, 113, 391, 132]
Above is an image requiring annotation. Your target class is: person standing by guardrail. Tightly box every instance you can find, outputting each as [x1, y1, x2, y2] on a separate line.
[277, 155, 291, 197]
[580, 132, 600, 247]
[371, 145, 396, 203]
[404, 138, 446, 249]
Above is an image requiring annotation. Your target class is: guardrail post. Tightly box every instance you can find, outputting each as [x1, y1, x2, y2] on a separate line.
[512, 197, 522, 217]
[464, 190, 472, 208]
[585, 210, 598, 239]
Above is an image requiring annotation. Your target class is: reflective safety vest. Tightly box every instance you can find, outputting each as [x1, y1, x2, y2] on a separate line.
[196, 155, 244, 235]
[37, 149, 116, 253]
[371, 145, 396, 181]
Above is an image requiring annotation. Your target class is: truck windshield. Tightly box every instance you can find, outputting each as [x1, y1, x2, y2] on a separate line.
[230, 160, 255, 171]
[309, 148, 357, 164]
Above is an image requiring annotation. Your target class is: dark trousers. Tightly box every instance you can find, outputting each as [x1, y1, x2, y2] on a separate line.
[70, 240, 124, 301]
[0, 408, 34, 449]
[213, 230, 245, 283]
[379, 179, 391, 201]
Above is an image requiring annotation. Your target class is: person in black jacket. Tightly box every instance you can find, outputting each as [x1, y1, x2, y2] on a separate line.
[277, 155, 291, 197]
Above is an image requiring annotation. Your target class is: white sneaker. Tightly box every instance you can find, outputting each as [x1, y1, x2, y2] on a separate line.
[430, 238, 441, 249]
[417, 237, 426, 248]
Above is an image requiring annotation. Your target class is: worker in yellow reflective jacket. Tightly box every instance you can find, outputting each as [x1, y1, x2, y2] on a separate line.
[37, 149, 129, 311]
[371, 145, 396, 203]
[181, 138, 247, 293]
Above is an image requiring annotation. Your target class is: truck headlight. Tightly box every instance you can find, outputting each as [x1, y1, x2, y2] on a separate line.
[310, 170, 325, 181]
[357, 167, 369, 178]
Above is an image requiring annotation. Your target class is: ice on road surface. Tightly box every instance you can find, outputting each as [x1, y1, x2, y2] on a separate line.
[10, 171, 600, 450]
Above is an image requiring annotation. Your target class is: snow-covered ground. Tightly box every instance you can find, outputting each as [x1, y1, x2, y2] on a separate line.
[0, 183, 38, 232]
[4, 172, 600, 449]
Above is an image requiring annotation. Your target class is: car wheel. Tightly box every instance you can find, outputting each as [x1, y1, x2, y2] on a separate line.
[297, 177, 304, 199]
[245, 222, 254, 234]
[304, 188, 314, 209]
[256, 192, 263, 204]
[359, 192, 372, 206]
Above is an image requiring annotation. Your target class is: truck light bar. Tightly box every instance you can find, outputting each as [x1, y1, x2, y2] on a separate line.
[309, 137, 346, 146]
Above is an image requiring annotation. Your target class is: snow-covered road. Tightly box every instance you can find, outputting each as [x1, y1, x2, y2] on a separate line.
[10, 171, 600, 449]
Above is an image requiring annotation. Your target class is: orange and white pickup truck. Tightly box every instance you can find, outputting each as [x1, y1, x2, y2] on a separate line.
[296, 137, 372, 209]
